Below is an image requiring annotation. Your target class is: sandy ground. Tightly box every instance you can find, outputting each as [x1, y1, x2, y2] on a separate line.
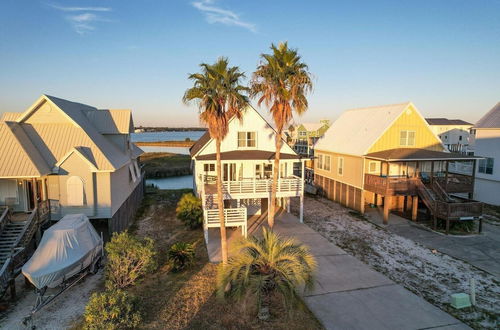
[0, 269, 103, 329]
[293, 196, 500, 329]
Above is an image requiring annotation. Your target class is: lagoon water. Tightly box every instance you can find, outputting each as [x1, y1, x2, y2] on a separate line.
[131, 131, 204, 143]
[146, 175, 193, 190]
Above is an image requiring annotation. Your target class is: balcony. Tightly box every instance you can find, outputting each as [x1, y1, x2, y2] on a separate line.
[203, 175, 303, 199]
[203, 207, 248, 237]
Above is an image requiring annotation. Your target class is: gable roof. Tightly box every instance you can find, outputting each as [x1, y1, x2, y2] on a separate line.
[0, 122, 51, 178]
[190, 106, 299, 159]
[0, 95, 138, 176]
[425, 118, 472, 126]
[475, 102, 500, 129]
[315, 102, 412, 156]
[300, 123, 324, 131]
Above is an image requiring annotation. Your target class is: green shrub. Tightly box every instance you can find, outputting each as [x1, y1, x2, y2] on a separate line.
[84, 290, 141, 330]
[176, 193, 203, 229]
[105, 231, 156, 289]
[168, 242, 196, 272]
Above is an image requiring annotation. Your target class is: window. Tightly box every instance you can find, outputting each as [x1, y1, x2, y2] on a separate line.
[317, 154, 324, 170]
[299, 131, 307, 136]
[459, 136, 463, 141]
[338, 157, 344, 176]
[324, 155, 331, 171]
[238, 132, 256, 148]
[263, 164, 273, 178]
[478, 158, 494, 175]
[67, 176, 84, 206]
[368, 161, 379, 174]
[400, 130, 416, 146]
[204, 163, 215, 172]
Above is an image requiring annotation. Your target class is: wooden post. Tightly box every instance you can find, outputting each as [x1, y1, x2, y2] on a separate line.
[412, 195, 419, 221]
[430, 161, 435, 184]
[469, 159, 477, 199]
[383, 196, 391, 225]
[444, 161, 449, 192]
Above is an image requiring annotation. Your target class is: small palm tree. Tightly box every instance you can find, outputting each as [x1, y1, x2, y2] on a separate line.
[183, 58, 249, 265]
[251, 42, 313, 228]
[217, 227, 316, 316]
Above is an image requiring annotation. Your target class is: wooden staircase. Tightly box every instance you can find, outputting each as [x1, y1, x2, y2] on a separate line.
[0, 204, 48, 299]
[414, 179, 483, 233]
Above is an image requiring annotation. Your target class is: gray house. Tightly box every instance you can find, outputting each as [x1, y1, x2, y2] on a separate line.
[0, 95, 144, 232]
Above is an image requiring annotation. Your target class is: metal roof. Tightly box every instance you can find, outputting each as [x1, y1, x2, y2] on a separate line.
[475, 102, 500, 129]
[364, 148, 481, 161]
[0, 122, 51, 178]
[315, 102, 412, 156]
[0, 95, 139, 177]
[425, 118, 472, 126]
[195, 150, 300, 161]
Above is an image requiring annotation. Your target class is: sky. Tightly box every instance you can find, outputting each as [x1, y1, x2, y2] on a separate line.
[0, 0, 499, 127]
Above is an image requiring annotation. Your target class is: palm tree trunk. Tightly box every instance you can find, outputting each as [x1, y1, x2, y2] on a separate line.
[216, 138, 228, 264]
[268, 131, 282, 229]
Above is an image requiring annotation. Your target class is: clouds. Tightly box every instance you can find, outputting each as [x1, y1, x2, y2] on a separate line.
[191, 0, 256, 33]
[47, 3, 113, 34]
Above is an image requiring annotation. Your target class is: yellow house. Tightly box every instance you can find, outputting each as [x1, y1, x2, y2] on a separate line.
[314, 102, 483, 231]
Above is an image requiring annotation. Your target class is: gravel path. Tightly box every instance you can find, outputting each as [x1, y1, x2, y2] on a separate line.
[294, 196, 500, 329]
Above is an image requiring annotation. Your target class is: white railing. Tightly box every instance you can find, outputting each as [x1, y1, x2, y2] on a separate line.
[203, 175, 303, 196]
[204, 207, 247, 237]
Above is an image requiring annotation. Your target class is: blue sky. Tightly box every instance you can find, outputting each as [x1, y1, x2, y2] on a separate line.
[0, 0, 499, 126]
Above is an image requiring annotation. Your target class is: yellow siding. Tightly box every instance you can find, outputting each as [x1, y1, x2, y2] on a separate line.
[368, 104, 444, 153]
[314, 150, 364, 188]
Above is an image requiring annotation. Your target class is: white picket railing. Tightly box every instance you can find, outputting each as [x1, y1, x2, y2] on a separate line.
[204, 207, 247, 237]
[203, 175, 303, 196]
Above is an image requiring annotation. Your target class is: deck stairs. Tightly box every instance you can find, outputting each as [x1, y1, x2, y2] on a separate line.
[0, 207, 42, 298]
[414, 179, 482, 232]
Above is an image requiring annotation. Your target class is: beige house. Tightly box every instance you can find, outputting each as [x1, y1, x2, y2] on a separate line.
[0, 95, 144, 232]
[190, 106, 305, 245]
[314, 102, 482, 231]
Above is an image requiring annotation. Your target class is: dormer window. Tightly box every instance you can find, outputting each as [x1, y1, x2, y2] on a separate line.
[238, 132, 256, 148]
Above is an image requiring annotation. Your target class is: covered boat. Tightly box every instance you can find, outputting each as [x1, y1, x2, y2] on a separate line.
[22, 214, 103, 289]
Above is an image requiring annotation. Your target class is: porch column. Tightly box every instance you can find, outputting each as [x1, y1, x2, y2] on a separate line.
[430, 161, 435, 184]
[411, 196, 419, 222]
[32, 178, 38, 207]
[383, 196, 391, 225]
[300, 160, 305, 223]
[469, 159, 477, 199]
[444, 161, 449, 191]
[287, 197, 291, 213]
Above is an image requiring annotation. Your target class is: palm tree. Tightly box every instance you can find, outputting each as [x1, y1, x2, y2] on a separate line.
[217, 227, 316, 316]
[250, 42, 313, 228]
[183, 58, 249, 265]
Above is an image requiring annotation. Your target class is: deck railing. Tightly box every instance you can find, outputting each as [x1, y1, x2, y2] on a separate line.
[0, 208, 9, 235]
[203, 175, 303, 196]
[364, 174, 418, 196]
[204, 207, 247, 237]
[435, 173, 474, 193]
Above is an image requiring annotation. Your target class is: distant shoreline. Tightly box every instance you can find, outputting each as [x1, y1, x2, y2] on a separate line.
[135, 140, 195, 147]
[134, 127, 206, 132]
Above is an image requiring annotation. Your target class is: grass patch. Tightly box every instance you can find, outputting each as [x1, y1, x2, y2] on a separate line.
[127, 189, 322, 329]
[140, 152, 191, 178]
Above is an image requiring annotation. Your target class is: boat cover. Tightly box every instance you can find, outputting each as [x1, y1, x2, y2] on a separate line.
[22, 214, 102, 289]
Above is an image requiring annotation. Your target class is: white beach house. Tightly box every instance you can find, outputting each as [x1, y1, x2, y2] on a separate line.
[190, 106, 305, 244]
[471, 102, 500, 205]
[0, 95, 144, 232]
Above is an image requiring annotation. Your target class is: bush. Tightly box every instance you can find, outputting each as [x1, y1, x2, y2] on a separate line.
[176, 193, 203, 229]
[217, 228, 316, 316]
[168, 242, 196, 272]
[84, 290, 141, 330]
[105, 231, 156, 289]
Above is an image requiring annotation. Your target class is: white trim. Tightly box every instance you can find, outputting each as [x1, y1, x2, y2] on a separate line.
[54, 148, 99, 172]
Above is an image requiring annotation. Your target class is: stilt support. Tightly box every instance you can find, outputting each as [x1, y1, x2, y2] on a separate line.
[411, 196, 418, 222]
